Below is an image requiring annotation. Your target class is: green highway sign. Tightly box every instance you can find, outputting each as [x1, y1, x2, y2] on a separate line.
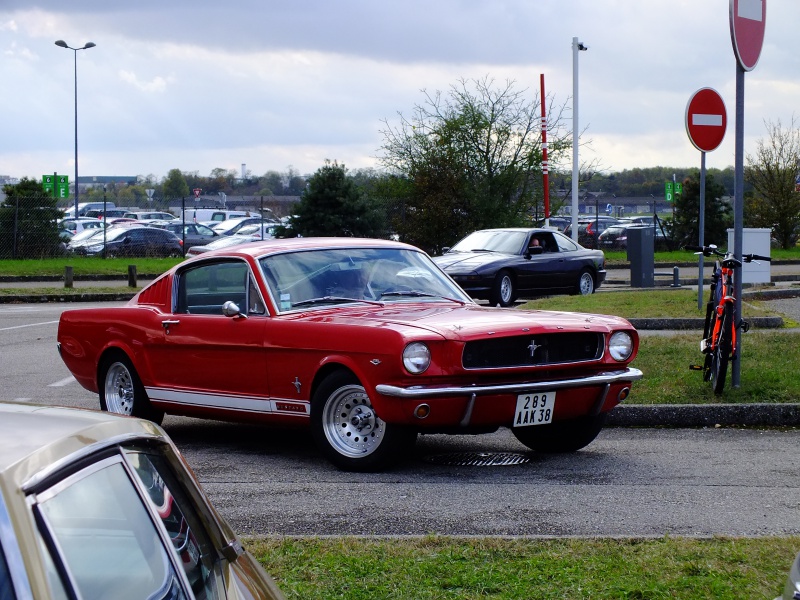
[43, 174, 69, 198]
[664, 181, 682, 203]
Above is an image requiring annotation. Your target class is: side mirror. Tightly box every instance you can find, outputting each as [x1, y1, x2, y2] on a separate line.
[441, 247, 451, 254]
[222, 300, 247, 319]
[526, 246, 544, 256]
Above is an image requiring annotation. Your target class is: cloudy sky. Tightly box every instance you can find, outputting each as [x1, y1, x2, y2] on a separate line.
[2, 0, 797, 182]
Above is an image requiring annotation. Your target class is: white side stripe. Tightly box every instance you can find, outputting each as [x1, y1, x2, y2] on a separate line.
[49, 376, 76, 387]
[738, 0, 763, 22]
[692, 114, 723, 127]
[145, 387, 309, 415]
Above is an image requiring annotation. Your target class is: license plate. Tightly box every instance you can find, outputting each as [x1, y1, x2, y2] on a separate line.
[513, 392, 556, 427]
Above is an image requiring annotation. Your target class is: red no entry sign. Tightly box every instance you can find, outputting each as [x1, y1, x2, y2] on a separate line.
[730, 0, 766, 71]
[685, 88, 727, 153]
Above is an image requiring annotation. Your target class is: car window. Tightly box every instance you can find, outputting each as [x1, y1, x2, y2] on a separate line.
[176, 260, 264, 315]
[34, 457, 189, 600]
[260, 247, 468, 311]
[126, 451, 223, 599]
[450, 230, 527, 254]
[554, 232, 580, 252]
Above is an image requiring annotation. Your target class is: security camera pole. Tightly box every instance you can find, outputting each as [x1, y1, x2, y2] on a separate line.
[570, 37, 588, 243]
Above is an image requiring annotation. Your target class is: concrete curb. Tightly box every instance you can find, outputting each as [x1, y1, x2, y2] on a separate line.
[608, 403, 800, 427]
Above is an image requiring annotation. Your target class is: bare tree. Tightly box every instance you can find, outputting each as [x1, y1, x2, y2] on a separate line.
[745, 117, 800, 249]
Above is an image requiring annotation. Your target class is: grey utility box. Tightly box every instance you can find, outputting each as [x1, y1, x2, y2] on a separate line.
[627, 226, 654, 287]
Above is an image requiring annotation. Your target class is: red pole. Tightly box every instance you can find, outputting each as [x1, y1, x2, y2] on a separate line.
[540, 73, 550, 221]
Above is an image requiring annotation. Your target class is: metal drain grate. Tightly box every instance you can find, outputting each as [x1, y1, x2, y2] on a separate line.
[423, 451, 531, 467]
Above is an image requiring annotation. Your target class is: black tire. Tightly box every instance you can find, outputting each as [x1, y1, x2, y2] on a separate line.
[490, 270, 516, 307]
[573, 268, 595, 296]
[99, 353, 164, 424]
[511, 413, 607, 453]
[712, 303, 733, 395]
[310, 370, 416, 472]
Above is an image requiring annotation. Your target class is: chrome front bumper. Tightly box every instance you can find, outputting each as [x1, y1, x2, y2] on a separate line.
[375, 367, 643, 399]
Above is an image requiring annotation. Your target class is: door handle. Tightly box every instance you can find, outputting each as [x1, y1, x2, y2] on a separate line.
[161, 319, 180, 334]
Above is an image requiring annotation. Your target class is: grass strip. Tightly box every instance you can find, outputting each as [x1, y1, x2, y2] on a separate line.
[0, 256, 181, 277]
[246, 535, 799, 599]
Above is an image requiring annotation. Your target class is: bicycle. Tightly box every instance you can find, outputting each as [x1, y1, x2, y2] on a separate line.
[685, 244, 771, 394]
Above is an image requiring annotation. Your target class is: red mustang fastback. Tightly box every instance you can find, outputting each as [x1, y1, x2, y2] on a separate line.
[57, 237, 642, 472]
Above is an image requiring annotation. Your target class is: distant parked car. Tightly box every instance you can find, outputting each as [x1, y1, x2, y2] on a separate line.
[84, 208, 130, 220]
[236, 222, 277, 239]
[564, 216, 622, 248]
[0, 401, 286, 599]
[433, 228, 606, 306]
[211, 217, 266, 236]
[69, 225, 183, 257]
[58, 217, 106, 235]
[123, 210, 177, 221]
[185, 233, 260, 257]
[150, 220, 219, 247]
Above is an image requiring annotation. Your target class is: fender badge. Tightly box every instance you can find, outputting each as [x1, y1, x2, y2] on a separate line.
[293, 377, 301, 393]
[370, 359, 381, 365]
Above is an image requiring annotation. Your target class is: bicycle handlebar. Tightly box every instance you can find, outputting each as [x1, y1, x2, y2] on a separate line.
[683, 245, 772, 262]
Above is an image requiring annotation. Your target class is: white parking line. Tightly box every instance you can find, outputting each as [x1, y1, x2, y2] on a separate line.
[0, 320, 59, 332]
[49, 376, 76, 387]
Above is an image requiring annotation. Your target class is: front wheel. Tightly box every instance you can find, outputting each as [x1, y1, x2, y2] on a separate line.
[712, 303, 733, 395]
[311, 371, 416, 472]
[511, 413, 607, 453]
[99, 354, 164, 424]
[490, 270, 516, 307]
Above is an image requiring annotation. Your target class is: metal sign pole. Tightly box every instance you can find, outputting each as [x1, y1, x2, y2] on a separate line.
[732, 65, 745, 387]
[698, 152, 706, 310]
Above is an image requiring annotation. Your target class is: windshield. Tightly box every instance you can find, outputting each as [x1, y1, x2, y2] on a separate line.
[70, 228, 104, 243]
[259, 247, 471, 312]
[449, 230, 527, 254]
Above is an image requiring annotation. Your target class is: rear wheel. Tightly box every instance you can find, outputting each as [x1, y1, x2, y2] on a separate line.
[490, 270, 516, 307]
[511, 413, 607, 453]
[573, 269, 595, 296]
[712, 303, 733, 395]
[310, 370, 416, 472]
[99, 353, 164, 424]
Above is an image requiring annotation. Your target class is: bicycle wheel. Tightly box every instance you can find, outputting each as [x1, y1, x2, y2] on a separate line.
[701, 300, 717, 383]
[711, 303, 733, 395]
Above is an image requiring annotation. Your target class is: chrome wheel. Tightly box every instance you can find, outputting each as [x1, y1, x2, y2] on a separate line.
[321, 384, 385, 458]
[577, 270, 595, 295]
[490, 270, 516, 307]
[104, 361, 135, 415]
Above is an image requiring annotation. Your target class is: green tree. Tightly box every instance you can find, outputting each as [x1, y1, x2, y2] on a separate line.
[162, 168, 190, 201]
[283, 161, 385, 238]
[745, 118, 800, 249]
[379, 77, 571, 251]
[669, 174, 732, 247]
[0, 177, 62, 258]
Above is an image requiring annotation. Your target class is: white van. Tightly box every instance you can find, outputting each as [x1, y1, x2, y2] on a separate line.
[180, 209, 252, 223]
[62, 202, 116, 219]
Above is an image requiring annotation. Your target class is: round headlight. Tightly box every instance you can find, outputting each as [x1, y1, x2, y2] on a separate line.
[608, 331, 634, 362]
[403, 342, 431, 374]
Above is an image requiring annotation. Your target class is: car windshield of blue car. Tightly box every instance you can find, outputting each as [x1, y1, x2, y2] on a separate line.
[449, 230, 527, 254]
[259, 247, 470, 312]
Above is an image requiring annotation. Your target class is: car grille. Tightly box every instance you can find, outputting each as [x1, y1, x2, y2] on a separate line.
[462, 332, 604, 369]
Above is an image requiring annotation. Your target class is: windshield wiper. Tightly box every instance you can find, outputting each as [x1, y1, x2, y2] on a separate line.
[379, 291, 465, 305]
[292, 296, 384, 308]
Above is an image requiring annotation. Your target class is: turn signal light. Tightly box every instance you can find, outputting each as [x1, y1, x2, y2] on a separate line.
[414, 404, 431, 419]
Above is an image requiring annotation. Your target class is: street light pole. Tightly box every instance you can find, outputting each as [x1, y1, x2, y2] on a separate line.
[55, 40, 96, 218]
[571, 37, 588, 243]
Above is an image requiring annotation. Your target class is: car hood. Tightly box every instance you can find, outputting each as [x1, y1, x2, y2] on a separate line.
[289, 302, 632, 342]
[432, 251, 512, 271]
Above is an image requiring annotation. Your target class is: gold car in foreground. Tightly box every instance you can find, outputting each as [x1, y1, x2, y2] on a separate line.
[0, 402, 285, 599]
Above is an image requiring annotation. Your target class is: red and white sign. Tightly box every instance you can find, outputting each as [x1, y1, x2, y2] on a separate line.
[730, 0, 766, 71]
[685, 88, 727, 153]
